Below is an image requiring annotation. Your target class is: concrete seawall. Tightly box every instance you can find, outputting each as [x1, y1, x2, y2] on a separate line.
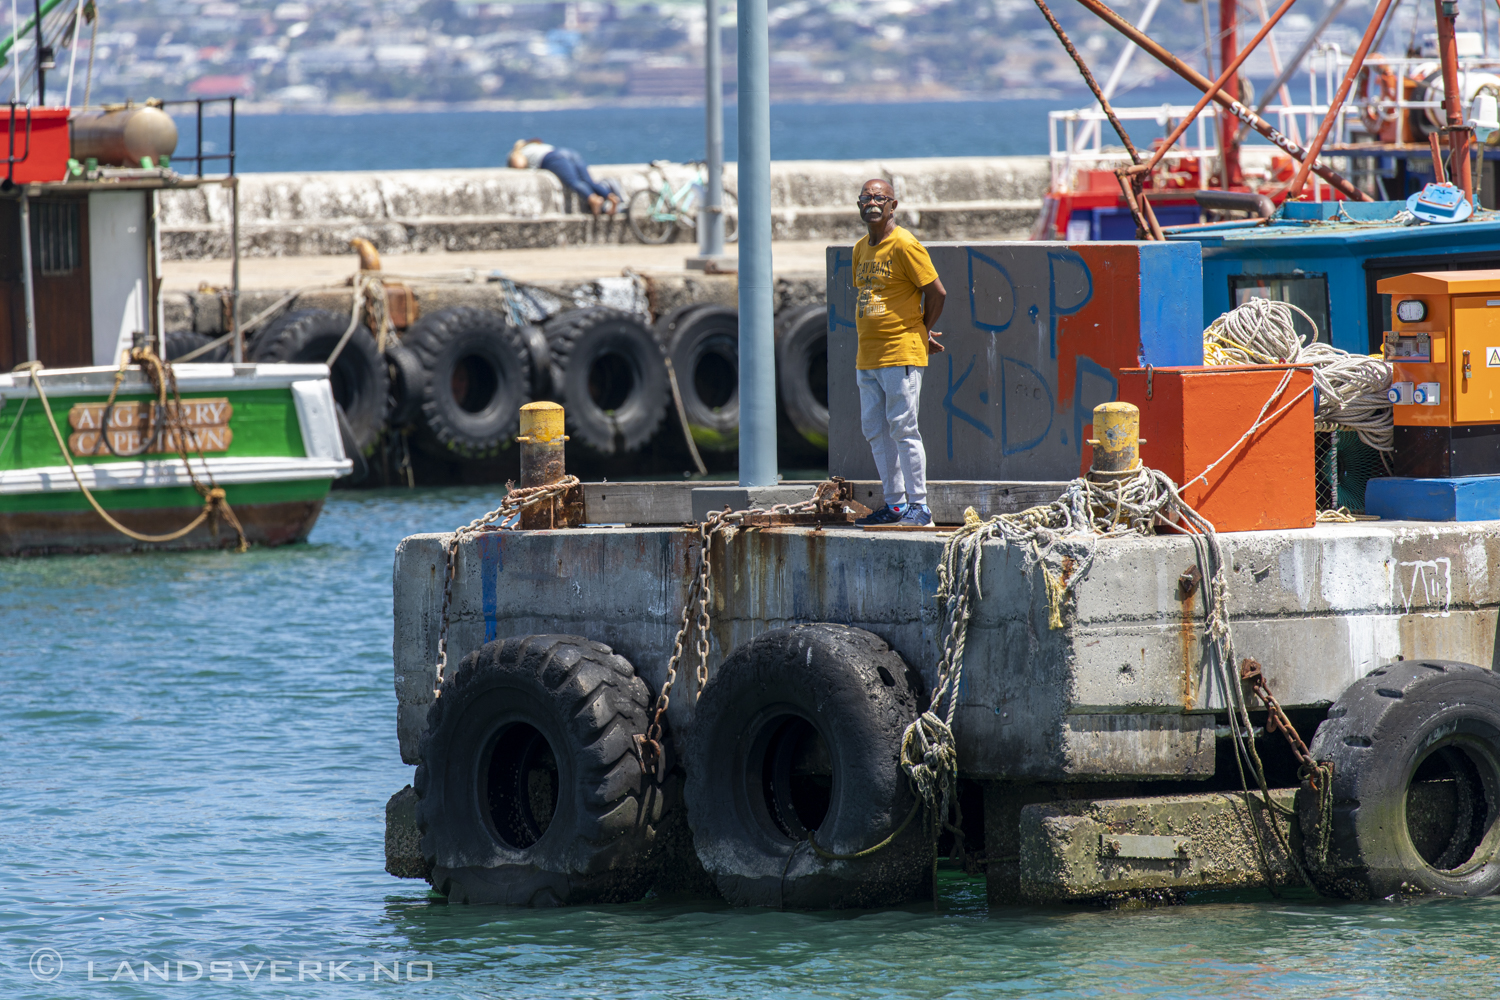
[159, 155, 1050, 260]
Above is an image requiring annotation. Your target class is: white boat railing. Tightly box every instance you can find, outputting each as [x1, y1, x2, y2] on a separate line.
[1049, 48, 1500, 193]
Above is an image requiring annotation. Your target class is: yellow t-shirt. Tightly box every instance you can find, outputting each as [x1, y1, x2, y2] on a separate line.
[853, 226, 939, 369]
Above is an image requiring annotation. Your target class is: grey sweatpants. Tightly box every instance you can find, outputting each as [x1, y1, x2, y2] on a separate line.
[858, 364, 927, 507]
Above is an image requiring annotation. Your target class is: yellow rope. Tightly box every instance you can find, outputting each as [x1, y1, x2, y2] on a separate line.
[24, 359, 247, 549]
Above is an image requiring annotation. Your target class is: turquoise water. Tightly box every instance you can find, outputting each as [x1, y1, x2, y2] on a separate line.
[5, 487, 1500, 998]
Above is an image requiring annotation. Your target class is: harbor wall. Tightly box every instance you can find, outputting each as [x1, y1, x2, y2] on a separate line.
[157, 155, 1051, 259]
[391, 517, 1496, 780]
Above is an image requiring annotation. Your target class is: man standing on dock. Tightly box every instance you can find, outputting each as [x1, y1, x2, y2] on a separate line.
[852, 179, 946, 527]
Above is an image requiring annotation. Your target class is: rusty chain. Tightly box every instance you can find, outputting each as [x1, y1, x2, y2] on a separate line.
[634, 478, 858, 777]
[432, 476, 582, 690]
[1241, 656, 1337, 865]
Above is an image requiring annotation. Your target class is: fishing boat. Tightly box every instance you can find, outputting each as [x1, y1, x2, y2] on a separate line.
[0, 21, 348, 554]
[1036, 0, 1500, 238]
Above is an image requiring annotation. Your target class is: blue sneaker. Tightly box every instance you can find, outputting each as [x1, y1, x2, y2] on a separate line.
[900, 503, 933, 526]
[856, 503, 906, 526]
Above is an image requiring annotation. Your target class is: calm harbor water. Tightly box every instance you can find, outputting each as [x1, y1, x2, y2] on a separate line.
[172, 84, 1223, 173]
[5, 487, 1500, 998]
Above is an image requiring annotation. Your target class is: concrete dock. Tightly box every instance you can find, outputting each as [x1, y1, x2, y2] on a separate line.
[158, 156, 1048, 260]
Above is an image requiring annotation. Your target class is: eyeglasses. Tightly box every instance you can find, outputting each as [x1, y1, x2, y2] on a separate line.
[857, 194, 893, 206]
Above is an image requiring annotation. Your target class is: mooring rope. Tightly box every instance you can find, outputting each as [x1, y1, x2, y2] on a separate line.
[924, 465, 1314, 890]
[1204, 297, 1394, 452]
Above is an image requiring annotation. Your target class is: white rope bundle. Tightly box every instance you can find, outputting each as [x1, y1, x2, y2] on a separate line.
[1204, 297, 1394, 452]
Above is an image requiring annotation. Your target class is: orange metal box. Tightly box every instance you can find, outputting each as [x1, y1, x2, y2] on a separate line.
[0, 107, 69, 184]
[1117, 364, 1316, 532]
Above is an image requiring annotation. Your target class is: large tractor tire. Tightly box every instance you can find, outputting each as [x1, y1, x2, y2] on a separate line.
[774, 303, 829, 450]
[250, 308, 388, 454]
[545, 307, 667, 455]
[402, 306, 531, 461]
[1299, 659, 1500, 899]
[685, 624, 931, 908]
[657, 303, 738, 452]
[416, 634, 667, 906]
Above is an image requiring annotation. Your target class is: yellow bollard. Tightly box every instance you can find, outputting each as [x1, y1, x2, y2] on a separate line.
[518, 401, 567, 488]
[516, 402, 572, 529]
[1087, 401, 1145, 480]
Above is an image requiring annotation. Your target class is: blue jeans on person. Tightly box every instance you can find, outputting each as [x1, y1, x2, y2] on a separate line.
[540, 148, 610, 200]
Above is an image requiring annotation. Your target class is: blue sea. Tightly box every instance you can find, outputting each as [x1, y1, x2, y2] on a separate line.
[171, 82, 1236, 173]
[6, 488, 1500, 998]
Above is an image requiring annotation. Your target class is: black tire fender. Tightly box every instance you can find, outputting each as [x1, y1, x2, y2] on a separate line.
[659, 304, 738, 452]
[684, 624, 931, 908]
[249, 308, 388, 454]
[415, 634, 667, 906]
[544, 307, 667, 454]
[775, 303, 830, 450]
[163, 330, 228, 363]
[519, 322, 555, 400]
[402, 306, 531, 461]
[385, 342, 426, 429]
[1298, 659, 1500, 899]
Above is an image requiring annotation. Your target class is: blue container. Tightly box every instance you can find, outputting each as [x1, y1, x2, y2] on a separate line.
[1365, 476, 1500, 521]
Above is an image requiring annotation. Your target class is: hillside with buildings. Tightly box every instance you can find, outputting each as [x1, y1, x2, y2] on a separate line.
[29, 0, 1376, 109]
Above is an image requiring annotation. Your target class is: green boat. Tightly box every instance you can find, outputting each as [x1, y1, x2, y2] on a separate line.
[0, 100, 349, 556]
[0, 361, 349, 555]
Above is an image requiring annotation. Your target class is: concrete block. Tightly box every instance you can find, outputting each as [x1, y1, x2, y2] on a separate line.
[385, 785, 431, 880]
[392, 510, 1500, 776]
[1018, 789, 1300, 901]
[159, 158, 1053, 260]
[828, 241, 1205, 483]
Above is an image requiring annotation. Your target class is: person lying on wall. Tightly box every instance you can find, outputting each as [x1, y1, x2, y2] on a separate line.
[508, 138, 622, 217]
[851, 178, 946, 528]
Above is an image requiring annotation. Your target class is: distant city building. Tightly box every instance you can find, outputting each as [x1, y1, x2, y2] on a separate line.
[0, 0, 1421, 108]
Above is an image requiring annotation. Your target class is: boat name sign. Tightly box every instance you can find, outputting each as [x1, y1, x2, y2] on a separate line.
[66, 398, 234, 457]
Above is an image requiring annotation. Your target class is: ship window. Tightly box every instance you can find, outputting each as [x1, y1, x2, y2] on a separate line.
[1228, 272, 1330, 345]
[31, 200, 80, 276]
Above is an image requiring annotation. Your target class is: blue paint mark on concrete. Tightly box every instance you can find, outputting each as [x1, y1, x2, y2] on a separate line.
[978, 390, 989, 404]
[944, 353, 994, 460]
[1072, 356, 1119, 463]
[479, 533, 504, 642]
[1047, 251, 1093, 359]
[967, 249, 1018, 332]
[1000, 355, 1055, 456]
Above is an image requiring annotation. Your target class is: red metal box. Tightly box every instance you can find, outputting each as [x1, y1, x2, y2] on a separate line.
[1117, 364, 1316, 532]
[0, 107, 70, 184]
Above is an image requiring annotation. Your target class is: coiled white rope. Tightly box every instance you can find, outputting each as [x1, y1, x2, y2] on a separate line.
[1204, 297, 1394, 452]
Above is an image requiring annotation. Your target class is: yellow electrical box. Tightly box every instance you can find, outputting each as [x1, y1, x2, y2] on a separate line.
[1378, 269, 1500, 427]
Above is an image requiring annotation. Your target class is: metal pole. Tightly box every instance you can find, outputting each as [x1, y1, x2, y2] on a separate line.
[1436, 0, 1473, 200]
[1076, 0, 1162, 150]
[1286, 0, 1400, 198]
[62, 0, 80, 106]
[736, 0, 775, 487]
[1237, 0, 1351, 144]
[19, 189, 35, 361]
[699, 0, 725, 258]
[1072, 0, 1371, 199]
[1219, 0, 1242, 186]
[230, 176, 241, 363]
[31, 0, 42, 104]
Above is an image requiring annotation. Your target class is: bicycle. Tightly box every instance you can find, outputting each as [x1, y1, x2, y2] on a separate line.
[627, 160, 739, 245]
